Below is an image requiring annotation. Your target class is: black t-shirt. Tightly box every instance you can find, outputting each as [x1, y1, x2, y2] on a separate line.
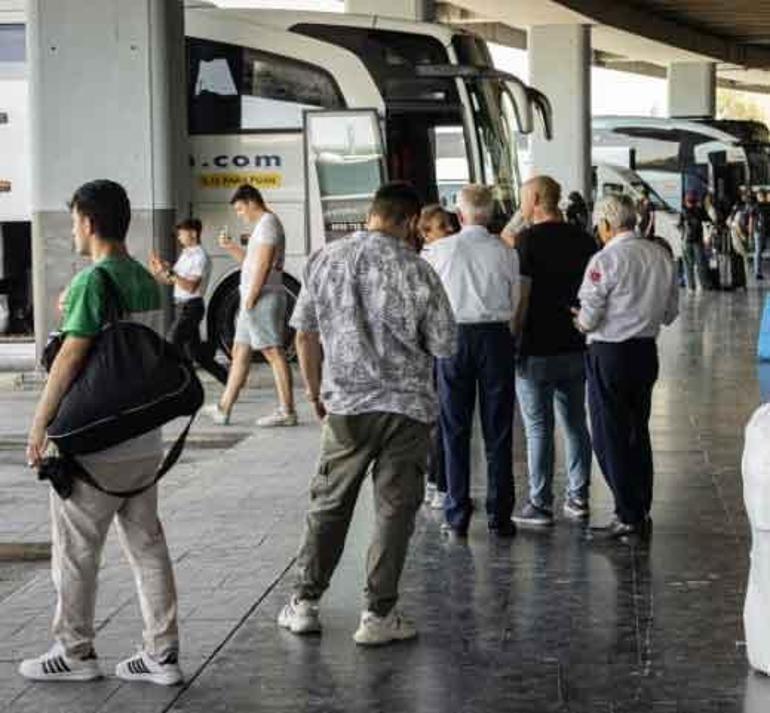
[680, 206, 709, 244]
[757, 203, 770, 237]
[516, 221, 598, 357]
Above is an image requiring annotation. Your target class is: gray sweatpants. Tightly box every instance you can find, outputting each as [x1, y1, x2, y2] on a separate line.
[295, 412, 430, 616]
[49, 455, 178, 658]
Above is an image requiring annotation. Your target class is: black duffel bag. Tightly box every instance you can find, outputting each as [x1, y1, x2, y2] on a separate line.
[43, 266, 204, 497]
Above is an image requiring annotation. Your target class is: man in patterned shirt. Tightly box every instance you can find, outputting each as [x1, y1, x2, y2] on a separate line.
[277, 182, 457, 646]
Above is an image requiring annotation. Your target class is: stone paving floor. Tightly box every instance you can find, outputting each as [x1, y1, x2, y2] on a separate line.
[1, 289, 769, 711]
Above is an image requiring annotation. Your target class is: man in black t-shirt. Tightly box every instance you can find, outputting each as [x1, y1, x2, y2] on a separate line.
[755, 190, 770, 279]
[512, 176, 597, 528]
[679, 192, 712, 291]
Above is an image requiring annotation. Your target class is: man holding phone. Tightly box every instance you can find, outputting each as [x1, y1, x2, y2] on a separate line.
[201, 184, 296, 427]
[512, 176, 597, 528]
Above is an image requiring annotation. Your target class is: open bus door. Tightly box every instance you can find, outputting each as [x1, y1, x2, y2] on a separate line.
[304, 109, 387, 245]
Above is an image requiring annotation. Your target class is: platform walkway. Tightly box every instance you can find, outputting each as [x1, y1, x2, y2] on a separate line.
[1, 290, 768, 712]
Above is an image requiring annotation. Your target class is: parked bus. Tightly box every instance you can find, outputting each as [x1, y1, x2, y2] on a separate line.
[0, 7, 552, 355]
[592, 115, 770, 214]
[593, 162, 681, 256]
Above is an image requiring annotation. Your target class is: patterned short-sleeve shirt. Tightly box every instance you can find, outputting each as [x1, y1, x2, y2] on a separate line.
[290, 230, 457, 423]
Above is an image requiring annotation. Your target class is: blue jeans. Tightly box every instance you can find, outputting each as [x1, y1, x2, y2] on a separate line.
[515, 353, 592, 510]
[755, 231, 766, 278]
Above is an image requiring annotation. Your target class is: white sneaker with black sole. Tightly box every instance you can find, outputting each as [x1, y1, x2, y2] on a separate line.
[18, 644, 103, 682]
[115, 650, 183, 686]
[353, 609, 417, 646]
[277, 596, 322, 634]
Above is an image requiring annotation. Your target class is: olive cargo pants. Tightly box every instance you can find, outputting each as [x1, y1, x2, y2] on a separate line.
[295, 412, 430, 616]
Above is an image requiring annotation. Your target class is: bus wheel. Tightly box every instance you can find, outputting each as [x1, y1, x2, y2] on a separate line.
[208, 272, 301, 363]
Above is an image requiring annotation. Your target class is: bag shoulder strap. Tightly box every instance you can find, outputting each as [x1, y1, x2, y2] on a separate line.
[92, 265, 127, 324]
[72, 414, 195, 498]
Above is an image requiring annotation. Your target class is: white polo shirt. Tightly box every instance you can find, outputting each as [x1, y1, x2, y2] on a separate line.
[422, 225, 519, 324]
[577, 231, 679, 343]
[173, 245, 211, 302]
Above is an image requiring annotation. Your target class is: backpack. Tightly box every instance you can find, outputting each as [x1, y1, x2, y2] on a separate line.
[43, 267, 204, 497]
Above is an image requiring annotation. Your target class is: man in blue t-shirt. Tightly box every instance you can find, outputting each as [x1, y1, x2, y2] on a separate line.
[20, 180, 182, 686]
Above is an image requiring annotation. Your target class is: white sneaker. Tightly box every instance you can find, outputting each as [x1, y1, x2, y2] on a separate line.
[256, 409, 298, 428]
[424, 482, 437, 504]
[277, 596, 322, 634]
[430, 490, 446, 510]
[115, 650, 183, 686]
[201, 403, 230, 425]
[18, 644, 103, 682]
[353, 609, 417, 646]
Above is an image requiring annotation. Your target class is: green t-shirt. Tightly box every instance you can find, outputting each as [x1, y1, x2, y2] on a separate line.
[62, 256, 161, 337]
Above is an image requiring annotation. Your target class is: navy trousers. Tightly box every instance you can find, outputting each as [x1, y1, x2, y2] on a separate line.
[586, 339, 659, 525]
[437, 323, 515, 530]
[427, 363, 446, 492]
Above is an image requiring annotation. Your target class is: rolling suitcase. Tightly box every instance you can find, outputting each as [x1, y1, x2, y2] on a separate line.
[718, 251, 734, 290]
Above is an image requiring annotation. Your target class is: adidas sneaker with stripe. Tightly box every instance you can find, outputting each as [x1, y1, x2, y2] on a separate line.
[115, 650, 183, 686]
[18, 644, 103, 682]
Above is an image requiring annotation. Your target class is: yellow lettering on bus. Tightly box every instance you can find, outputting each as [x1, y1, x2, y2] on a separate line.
[198, 172, 282, 189]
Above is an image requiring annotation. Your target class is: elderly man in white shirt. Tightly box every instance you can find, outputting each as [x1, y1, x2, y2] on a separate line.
[424, 184, 519, 537]
[574, 193, 679, 544]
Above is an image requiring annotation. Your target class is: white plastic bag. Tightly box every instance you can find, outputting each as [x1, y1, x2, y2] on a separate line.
[742, 403, 770, 673]
[0, 295, 8, 334]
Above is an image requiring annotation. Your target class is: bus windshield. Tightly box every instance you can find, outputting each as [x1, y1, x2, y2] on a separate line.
[466, 77, 520, 218]
[745, 143, 770, 187]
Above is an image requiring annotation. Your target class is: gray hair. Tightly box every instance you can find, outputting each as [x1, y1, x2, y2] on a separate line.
[593, 194, 638, 232]
[457, 184, 494, 226]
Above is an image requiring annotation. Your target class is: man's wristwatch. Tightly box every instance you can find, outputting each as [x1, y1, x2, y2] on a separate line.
[306, 392, 320, 403]
[165, 269, 175, 283]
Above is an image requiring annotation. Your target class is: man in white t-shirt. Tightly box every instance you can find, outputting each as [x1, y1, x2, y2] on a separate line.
[150, 218, 228, 384]
[201, 184, 296, 427]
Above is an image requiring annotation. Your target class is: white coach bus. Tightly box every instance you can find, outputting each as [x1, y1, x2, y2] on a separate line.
[0, 7, 552, 353]
[592, 115, 770, 213]
[187, 8, 551, 355]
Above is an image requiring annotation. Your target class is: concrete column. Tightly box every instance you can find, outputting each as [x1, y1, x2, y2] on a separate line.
[528, 25, 591, 202]
[344, 0, 433, 21]
[668, 62, 716, 118]
[27, 0, 187, 357]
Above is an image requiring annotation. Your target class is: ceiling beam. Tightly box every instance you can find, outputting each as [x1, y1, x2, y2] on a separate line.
[553, 0, 770, 69]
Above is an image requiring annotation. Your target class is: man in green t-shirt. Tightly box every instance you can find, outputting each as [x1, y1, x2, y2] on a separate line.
[20, 180, 183, 686]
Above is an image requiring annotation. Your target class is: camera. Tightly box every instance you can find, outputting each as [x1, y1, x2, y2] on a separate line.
[38, 456, 76, 500]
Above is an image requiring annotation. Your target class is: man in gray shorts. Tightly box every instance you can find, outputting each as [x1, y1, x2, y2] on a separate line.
[202, 184, 297, 428]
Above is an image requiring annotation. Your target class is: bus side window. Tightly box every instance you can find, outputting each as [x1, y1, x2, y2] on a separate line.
[187, 38, 344, 135]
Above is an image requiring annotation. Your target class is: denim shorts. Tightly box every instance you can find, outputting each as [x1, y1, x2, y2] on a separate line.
[234, 290, 287, 351]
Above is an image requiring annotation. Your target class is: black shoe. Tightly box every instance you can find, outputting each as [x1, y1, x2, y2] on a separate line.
[440, 521, 468, 538]
[488, 520, 517, 538]
[588, 518, 646, 544]
[640, 516, 653, 541]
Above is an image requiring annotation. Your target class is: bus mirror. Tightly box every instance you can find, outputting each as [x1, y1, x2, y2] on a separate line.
[528, 88, 553, 140]
[504, 79, 533, 134]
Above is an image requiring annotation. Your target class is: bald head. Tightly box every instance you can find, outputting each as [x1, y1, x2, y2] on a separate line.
[521, 175, 562, 224]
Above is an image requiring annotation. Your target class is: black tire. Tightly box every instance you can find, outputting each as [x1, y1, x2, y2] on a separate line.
[207, 271, 301, 363]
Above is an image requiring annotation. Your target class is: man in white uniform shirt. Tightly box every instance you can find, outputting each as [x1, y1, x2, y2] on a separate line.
[424, 184, 519, 537]
[574, 194, 679, 543]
